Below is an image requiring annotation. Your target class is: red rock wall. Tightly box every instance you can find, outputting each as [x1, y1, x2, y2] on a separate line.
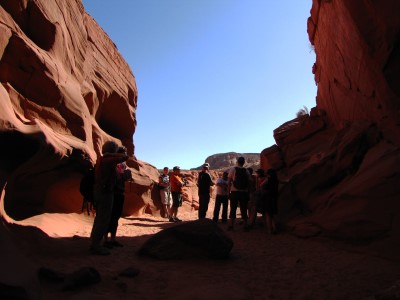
[0, 0, 157, 220]
[261, 0, 400, 254]
[308, 0, 400, 131]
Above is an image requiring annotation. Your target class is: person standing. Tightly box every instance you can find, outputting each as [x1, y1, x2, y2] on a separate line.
[104, 146, 130, 248]
[263, 169, 279, 234]
[248, 168, 264, 228]
[90, 141, 128, 255]
[212, 171, 229, 223]
[197, 163, 214, 219]
[169, 166, 185, 222]
[159, 167, 172, 219]
[227, 156, 251, 231]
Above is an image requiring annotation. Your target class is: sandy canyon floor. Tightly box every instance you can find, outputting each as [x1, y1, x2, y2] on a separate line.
[7, 202, 400, 300]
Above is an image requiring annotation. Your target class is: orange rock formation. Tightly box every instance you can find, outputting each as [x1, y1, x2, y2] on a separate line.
[261, 0, 400, 257]
[0, 1, 399, 261]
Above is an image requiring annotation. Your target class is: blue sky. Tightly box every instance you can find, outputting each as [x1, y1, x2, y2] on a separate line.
[82, 0, 316, 170]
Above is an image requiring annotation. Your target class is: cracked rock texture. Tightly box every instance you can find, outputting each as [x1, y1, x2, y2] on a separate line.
[261, 0, 400, 259]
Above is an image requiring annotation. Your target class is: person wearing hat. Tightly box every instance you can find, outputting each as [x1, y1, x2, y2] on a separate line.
[169, 166, 185, 222]
[197, 163, 214, 219]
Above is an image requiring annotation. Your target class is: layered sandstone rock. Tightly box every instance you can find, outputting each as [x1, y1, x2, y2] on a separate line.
[261, 0, 400, 254]
[0, 0, 158, 220]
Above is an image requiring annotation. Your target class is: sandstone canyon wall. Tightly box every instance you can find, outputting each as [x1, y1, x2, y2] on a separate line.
[1, 0, 399, 257]
[262, 0, 400, 252]
[0, 0, 160, 220]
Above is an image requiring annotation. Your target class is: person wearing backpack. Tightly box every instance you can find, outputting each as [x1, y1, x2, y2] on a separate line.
[104, 146, 130, 248]
[89, 141, 128, 256]
[227, 156, 251, 231]
[197, 163, 214, 219]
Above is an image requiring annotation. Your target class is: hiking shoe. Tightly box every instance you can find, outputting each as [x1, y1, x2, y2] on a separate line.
[90, 246, 110, 256]
[169, 217, 176, 222]
[174, 217, 182, 222]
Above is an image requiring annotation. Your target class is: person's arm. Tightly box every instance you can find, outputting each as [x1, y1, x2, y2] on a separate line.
[209, 173, 214, 186]
[158, 176, 166, 188]
[227, 169, 234, 194]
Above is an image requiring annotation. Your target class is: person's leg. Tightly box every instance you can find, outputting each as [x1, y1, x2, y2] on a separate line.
[228, 192, 239, 229]
[213, 195, 222, 222]
[90, 189, 113, 254]
[238, 192, 249, 230]
[271, 215, 277, 233]
[203, 194, 210, 218]
[221, 195, 228, 223]
[110, 192, 124, 246]
[265, 213, 273, 234]
[198, 193, 210, 219]
[174, 193, 183, 221]
[198, 194, 205, 219]
[160, 190, 168, 218]
[170, 192, 182, 221]
[166, 191, 172, 218]
[248, 192, 258, 228]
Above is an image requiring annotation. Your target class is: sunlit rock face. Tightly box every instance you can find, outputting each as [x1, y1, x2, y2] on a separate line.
[308, 0, 400, 131]
[192, 152, 260, 171]
[262, 0, 400, 250]
[0, 0, 152, 220]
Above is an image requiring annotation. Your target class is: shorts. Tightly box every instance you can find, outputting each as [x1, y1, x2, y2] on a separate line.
[160, 189, 172, 205]
[171, 192, 183, 208]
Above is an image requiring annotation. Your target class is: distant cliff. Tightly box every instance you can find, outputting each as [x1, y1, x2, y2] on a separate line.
[191, 152, 260, 171]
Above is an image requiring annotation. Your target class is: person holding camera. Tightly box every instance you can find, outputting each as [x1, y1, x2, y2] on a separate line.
[169, 166, 186, 222]
[90, 141, 128, 255]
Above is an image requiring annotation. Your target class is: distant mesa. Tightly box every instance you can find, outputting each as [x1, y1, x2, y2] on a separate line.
[191, 152, 260, 171]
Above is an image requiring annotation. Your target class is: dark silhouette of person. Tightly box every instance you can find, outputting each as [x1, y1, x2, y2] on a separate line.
[104, 146, 130, 248]
[197, 163, 214, 219]
[89, 141, 128, 255]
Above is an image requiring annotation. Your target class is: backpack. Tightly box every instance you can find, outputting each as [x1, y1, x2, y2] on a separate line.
[80, 169, 95, 214]
[233, 167, 249, 190]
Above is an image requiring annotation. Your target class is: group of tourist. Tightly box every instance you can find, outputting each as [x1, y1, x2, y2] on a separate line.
[158, 166, 187, 222]
[158, 156, 279, 233]
[88, 143, 278, 256]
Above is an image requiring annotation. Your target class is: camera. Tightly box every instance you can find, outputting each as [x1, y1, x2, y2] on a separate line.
[181, 175, 188, 186]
